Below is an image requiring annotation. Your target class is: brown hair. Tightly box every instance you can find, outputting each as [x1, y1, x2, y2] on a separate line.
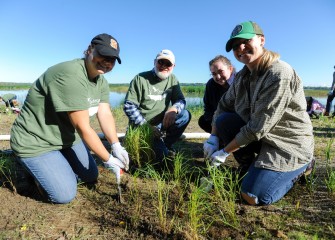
[209, 55, 234, 71]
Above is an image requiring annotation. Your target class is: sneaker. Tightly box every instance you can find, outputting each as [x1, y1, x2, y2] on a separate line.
[324, 112, 330, 117]
[298, 158, 315, 184]
[167, 147, 177, 158]
[304, 158, 315, 176]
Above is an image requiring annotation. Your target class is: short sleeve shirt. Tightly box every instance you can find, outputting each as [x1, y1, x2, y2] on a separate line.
[10, 59, 109, 157]
[125, 70, 184, 125]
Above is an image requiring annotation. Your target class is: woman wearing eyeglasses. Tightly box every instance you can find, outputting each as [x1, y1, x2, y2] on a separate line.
[10, 34, 129, 204]
[203, 21, 314, 205]
[198, 55, 235, 133]
[124, 49, 191, 163]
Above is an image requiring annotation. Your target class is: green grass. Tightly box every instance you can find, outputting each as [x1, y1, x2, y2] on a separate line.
[1, 88, 335, 239]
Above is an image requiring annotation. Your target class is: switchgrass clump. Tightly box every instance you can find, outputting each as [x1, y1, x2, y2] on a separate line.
[163, 152, 193, 188]
[145, 165, 174, 234]
[0, 154, 16, 192]
[324, 138, 335, 194]
[128, 171, 143, 227]
[187, 104, 204, 119]
[123, 124, 155, 168]
[209, 166, 240, 229]
[187, 183, 212, 239]
[111, 105, 125, 120]
[325, 168, 335, 194]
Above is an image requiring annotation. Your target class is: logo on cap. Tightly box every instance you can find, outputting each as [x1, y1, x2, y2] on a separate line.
[110, 39, 118, 50]
[231, 25, 243, 37]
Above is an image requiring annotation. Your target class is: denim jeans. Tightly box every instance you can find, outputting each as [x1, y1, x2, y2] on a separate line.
[215, 112, 309, 205]
[154, 109, 191, 161]
[17, 140, 98, 204]
[326, 91, 335, 113]
[241, 162, 307, 205]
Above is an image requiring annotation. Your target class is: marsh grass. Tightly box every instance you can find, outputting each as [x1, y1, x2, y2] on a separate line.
[2, 98, 335, 239]
[123, 124, 155, 168]
[145, 164, 174, 233]
[128, 171, 143, 227]
[0, 154, 16, 192]
[111, 105, 125, 120]
[187, 104, 204, 119]
[324, 138, 335, 194]
[208, 166, 240, 229]
[187, 184, 212, 239]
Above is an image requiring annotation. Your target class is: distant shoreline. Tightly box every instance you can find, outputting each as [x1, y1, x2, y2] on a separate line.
[0, 82, 329, 97]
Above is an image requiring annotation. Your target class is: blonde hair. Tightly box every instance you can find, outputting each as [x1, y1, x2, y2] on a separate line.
[256, 49, 280, 75]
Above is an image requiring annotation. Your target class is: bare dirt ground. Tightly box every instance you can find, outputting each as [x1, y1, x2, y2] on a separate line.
[1, 111, 335, 239]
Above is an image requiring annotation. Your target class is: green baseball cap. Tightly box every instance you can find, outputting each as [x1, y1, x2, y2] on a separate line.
[225, 21, 263, 52]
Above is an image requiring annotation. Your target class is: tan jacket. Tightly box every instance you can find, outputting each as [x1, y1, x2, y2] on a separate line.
[214, 60, 314, 172]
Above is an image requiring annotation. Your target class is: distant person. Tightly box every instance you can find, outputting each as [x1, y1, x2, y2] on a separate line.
[124, 49, 191, 162]
[203, 21, 315, 205]
[10, 33, 129, 204]
[0, 93, 18, 108]
[324, 66, 335, 117]
[305, 96, 325, 118]
[198, 55, 235, 133]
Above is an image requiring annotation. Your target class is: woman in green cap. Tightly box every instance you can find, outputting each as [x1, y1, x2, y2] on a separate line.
[203, 21, 314, 205]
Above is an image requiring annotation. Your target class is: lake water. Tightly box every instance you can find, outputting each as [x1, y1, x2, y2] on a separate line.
[0, 90, 328, 108]
[0, 90, 204, 107]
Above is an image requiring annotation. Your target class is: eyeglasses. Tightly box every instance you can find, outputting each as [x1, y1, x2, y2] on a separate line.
[210, 69, 225, 77]
[94, 51, 116, 64]
[157, 59, 173, 67]
[232, 39, 251, 51]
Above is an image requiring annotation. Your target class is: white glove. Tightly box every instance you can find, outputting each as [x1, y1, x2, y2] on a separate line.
[328, 90, 334, 96]
[203, 135, 219, 158]
[199, 176, 213, 193]
[210, 149, 230, 167]
[103, 155, 125, 184]
[111, 142, 129, 171]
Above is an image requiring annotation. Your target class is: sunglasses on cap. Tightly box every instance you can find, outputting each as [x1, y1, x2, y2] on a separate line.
[157, 59, 173, 67]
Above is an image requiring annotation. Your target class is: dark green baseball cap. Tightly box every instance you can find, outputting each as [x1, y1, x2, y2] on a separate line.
[226, 21, 263, 52]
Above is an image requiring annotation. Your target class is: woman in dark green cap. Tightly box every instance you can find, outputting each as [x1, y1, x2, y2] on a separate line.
[203, 21, 314, 205]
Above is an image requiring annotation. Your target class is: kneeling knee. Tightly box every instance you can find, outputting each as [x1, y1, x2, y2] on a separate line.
[47, 186, 77, 204]
[241, 192, 274, 206]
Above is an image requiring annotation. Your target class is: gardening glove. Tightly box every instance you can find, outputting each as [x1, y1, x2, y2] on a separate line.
[104, 154, 125, 184]
[203, 134, 219, 158]
[111, 142, 129, 171]
[199, 176, 213, 193]
[210, 149, 230, 167]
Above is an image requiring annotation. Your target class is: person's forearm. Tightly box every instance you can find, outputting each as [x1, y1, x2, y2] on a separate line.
[78, 127, 110, 162]
[98, 113, 119, 145]
[210, 125, 240, 154]
[222, 138, 240, 154]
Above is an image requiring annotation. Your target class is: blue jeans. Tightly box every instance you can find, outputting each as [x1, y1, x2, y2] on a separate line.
[241, 162, 307, 205]
[215, 112, 309, 205]
[154, 109, 191, 161]
[326, 91, 335, 113]
[17, 140, 98, 204]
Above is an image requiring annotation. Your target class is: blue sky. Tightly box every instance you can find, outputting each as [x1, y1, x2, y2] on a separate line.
[0, 0, 334, 87]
